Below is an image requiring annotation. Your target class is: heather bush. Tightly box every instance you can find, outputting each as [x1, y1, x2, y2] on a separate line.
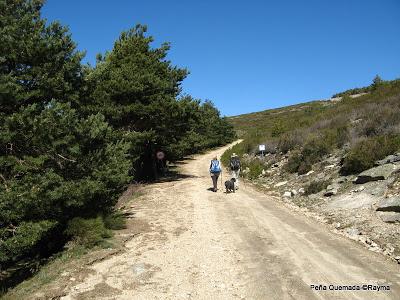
[304, 180, 330, 195]
[340, 135, 400, 175]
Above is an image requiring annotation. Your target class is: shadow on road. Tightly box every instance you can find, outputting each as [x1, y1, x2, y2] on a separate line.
[155, 172, 199, 183]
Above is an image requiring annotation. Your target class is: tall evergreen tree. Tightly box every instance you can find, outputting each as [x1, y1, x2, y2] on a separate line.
[87, 25, 235, 177]
[0, 0, 131, 273]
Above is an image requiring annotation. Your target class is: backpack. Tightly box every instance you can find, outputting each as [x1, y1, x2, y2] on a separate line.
[210, 160, 221, 173]
[230, 157, 240, 170]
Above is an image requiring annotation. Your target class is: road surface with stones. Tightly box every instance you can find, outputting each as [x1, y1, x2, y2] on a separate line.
[60, 142, 400, 300]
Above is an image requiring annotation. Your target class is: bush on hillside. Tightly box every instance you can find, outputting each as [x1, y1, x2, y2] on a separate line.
[284, 136, 330, 174]
[65, 217, 112, 248]
[103, 211, 127, 230]
[245, 160, 265, 179]
[340, 135, 400, 175]
[301, 136, 331, 164]
[285, 150, 302, 173]
[304, 180, 330, 195]
[278, 132, 303, 153]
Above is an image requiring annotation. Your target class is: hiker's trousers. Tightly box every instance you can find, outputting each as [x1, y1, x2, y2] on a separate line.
[231, 169, 240, 188]
[210, 172, 220, 191]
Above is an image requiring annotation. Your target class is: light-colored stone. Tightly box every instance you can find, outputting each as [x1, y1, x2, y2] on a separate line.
[346, 228, 360, 239]
[305, 170, 314, 176]
[376, 211, 400, 223]
[376, 196, 400, 212]
[324, 164, 336, 169]
[283, 191, 292, 197]
[298, 188, 305, 194]
[375, 154, 400, 166]
[369, 185, 386, 196]
[353, 164, 400, 184]
[274, 181, 288, 187]
[351, 186, 365, 193]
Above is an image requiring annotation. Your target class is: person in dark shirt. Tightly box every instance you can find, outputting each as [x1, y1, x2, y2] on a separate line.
[229, 153, 241, 190]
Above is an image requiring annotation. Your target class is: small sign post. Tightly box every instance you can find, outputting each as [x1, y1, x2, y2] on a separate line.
[156, 151, 165, 160]
[259, 144, 266, 157]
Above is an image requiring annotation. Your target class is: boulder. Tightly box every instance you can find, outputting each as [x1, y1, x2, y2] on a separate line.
[376, 211, 400, 223]
[353, 164, 399, 184]
[375, 153, 400, 166]
[324, 184, 339, 197]
[324, 189, 337, 197]
[291, 189, 298, 196]
[298, 187, 305, 194]
[376, 196, 400, 212]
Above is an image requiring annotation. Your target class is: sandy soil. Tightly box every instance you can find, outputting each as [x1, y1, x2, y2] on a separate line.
[57, 142, 400, 300]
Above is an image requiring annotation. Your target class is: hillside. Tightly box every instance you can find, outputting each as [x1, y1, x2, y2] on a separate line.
[223, 78, 400, 262]
[223, 78, 400, 176]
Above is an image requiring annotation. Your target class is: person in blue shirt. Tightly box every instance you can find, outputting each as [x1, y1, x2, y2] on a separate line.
[209, 156, 221, 192]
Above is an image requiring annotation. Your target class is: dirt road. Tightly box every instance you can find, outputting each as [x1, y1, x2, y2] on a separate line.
[61, 142, 400, 300]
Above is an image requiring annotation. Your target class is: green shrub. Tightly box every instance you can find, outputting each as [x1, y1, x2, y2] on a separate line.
[285, 150, 302, 173]
[243, 160, 264, 179]
[103, 211, 127, 230]
[0, 221, 57, 264]
[298, 161, 312, 175]
[64, 217, 112, 248]
[301, 137, 330, 164]
[278, 132, 302, 153]
[285, 148, 314, 175]
[341, 135, 400, 175]
[305, 180, 330, 195]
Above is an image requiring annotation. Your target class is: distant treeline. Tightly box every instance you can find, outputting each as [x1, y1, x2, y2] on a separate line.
[332, 76, 400, 98]
[0, 0, 234, 286]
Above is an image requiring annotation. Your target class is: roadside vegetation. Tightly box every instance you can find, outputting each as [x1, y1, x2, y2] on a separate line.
[0, 0, 235, 291]
[222, 77, 400, 178]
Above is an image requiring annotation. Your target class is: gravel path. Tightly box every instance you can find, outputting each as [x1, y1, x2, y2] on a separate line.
[61, 142, 400, 300]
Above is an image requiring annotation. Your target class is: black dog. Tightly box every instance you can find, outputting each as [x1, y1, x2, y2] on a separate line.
[225, 178, 236, 193]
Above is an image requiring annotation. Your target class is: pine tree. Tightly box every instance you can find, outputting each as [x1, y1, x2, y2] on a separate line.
[86, 25, 235, 177]
[0, 0, 131, 273]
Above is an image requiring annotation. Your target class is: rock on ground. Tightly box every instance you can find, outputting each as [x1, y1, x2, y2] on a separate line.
[375, 153, 400, 166]
[353, 164, 400, 184]
[377, 211, 400, 223]
[376, 196, 400, 212]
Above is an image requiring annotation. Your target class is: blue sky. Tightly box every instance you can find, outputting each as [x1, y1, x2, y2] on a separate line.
[42, 0, 400, 116]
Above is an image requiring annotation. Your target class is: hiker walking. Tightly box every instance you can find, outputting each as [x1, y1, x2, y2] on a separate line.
[209, 156, 221, 192]
[229, 153, 241, 190]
